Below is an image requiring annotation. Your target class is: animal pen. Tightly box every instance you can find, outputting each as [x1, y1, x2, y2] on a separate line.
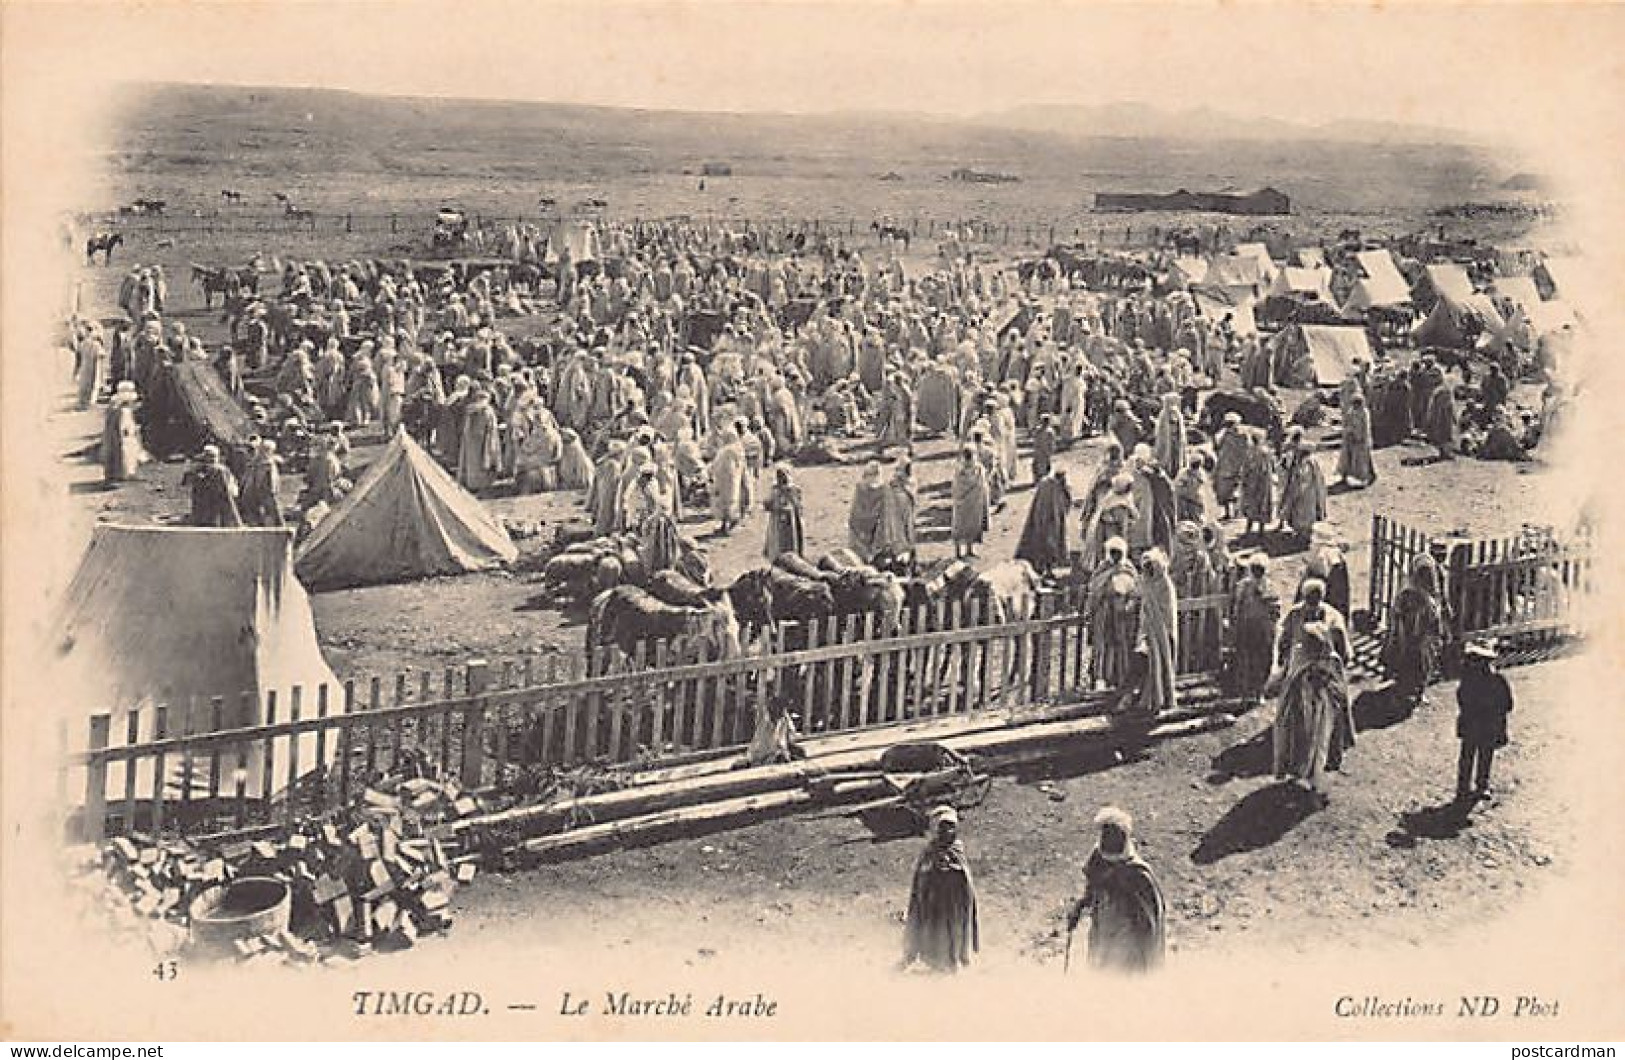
[1367, 513, 1594, 647]
[64, 588, 1232, 845]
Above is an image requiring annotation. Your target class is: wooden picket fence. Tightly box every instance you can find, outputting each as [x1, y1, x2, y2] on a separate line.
[65, 588, 1230, 845]
[1448, 526, 1594, 640]
[1367, 513, 1592, 643]
[1367, 513, 1442, 628]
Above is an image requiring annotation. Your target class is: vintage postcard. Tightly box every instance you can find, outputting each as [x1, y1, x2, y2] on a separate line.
[2, 0, 1622, 1043]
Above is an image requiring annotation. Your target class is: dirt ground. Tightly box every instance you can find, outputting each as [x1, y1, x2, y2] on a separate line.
[379, 656, 1575, 979]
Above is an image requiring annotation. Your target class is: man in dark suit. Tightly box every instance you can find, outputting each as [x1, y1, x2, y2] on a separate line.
[1456, 641, 1514, 802]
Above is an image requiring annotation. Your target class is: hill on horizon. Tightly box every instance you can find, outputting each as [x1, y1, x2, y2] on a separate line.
[94, 82, 1514, 225]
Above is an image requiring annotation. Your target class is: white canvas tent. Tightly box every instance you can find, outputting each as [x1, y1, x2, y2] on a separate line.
[1192, 289, 1258, 338]
[1268, 266, 1337, 305]
[52, 525, 342, 795]
[1413, 262, 1475, 312]
[295, 429, 518, 591]
[1269, 324, 1373, 387]
[1340, 250, 1413, 317]
[1170, 256, 1209, 286]
[1234, 242, 1278, 283]
[1413, 293, 1507, 350]
[545, 220, 601, 264]
[1204, 254, 1270, 301]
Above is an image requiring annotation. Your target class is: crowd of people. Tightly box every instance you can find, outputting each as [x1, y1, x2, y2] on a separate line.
[66, 213, 1547, 977]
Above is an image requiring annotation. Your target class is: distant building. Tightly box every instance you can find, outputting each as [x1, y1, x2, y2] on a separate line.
[701, 162, 733, 177]
[1094, 187, 1290, 216]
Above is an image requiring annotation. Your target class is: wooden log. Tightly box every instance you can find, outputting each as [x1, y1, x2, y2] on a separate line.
[450, 679, 1233, 844]
[520, 789, 813, 859]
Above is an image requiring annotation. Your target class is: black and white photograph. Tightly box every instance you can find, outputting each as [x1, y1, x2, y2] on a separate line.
[2, 0, 1622, 1044]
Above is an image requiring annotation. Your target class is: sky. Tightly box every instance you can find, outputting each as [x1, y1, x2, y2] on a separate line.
[5, 1, 1623, 140]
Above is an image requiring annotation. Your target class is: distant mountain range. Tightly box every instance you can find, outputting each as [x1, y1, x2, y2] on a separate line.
[980, 102, 1478, 146]
[101, 82, 1507, 221]
[124, 81, 1477, 150]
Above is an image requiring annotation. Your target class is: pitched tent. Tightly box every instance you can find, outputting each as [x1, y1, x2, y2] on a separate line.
[545, 220, 601, 264]
[1204, 254, 1269, 301]
[1340, 249, 1413, 317]
[1499, 297, 1578, 351]
[1170, 256, 1209, 286]
[1269, 324, 1373, 387]
[1234, 242, 1278, 283]
[1268, 266, 1337, 305]
[1489, 275, 1542, 315]
[51, 525, 341, 795]
[1412, 293, 1507, 351]
[1412, 262, 1475, 313]
[295, 429, 518, 590]
[1293, 247, 1327, 269]
[1192, 288, 1258, 338]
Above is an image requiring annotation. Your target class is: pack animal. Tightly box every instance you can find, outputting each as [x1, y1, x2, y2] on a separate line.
[587, 585, 740, 667]
[871, 222, 911, 250]
[191, 264, 261, 309]
[85, 232, 123, 265]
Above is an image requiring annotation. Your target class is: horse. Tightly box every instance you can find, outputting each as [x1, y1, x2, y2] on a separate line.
[272, 191, 291, 205]
[221, 189, 244, 204]
[283, 202, 313, 222]
[132, 198, 166, 216]
[870, 221, 911, 251]
[85, 232, 123, 265]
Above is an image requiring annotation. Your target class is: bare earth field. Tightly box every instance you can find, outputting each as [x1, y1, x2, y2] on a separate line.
[49, 83, 1584, 969]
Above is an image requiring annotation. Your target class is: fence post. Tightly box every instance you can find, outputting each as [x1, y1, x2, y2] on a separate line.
[82, 714, 111, 843]
[1368, 512, 1383, 623]
[390, 214, 398, 234]
[345, 213, 353, 234]
[461, 659, 490, 788]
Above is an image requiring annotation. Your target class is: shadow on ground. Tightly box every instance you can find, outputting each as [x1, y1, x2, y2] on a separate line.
[1207, 727, 1274, 785]
[1192, 781, 1324, 864]
[1353, 685, 1416, 732]
[1385, 798, 1476, 848]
